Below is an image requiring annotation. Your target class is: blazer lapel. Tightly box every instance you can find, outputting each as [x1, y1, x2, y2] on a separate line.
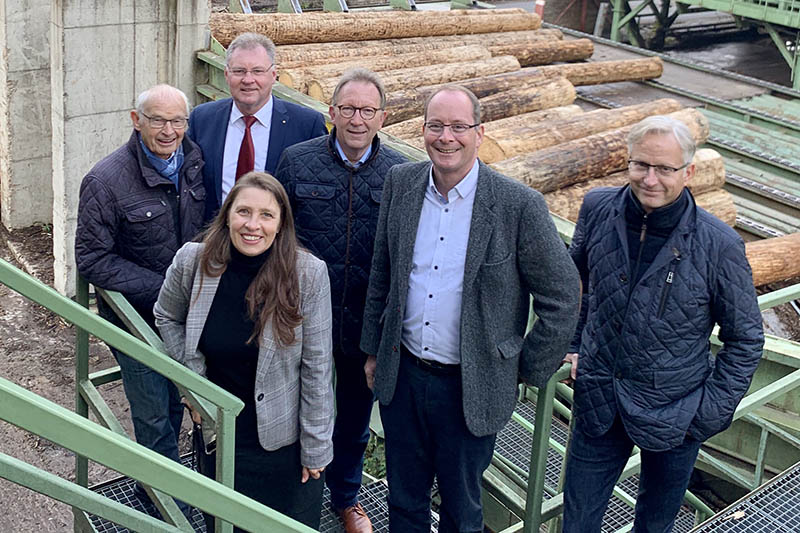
[185, 269, 221, 360]
[464, 163, 497, 285]
[265, 98, 288, 173]
[212, 100, 233, 207]
[254, 320, 278, 383]
[395, 165, 429, 292]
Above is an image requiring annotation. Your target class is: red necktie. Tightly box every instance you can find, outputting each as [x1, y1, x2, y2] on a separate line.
[235, 115, 257, 180]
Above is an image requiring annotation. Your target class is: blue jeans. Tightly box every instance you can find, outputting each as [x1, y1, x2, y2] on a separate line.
[562, 415, 702, 533]
[380, 351, 495, 533]
[112, 348, 187, 511]
[325, 350, 376, 510]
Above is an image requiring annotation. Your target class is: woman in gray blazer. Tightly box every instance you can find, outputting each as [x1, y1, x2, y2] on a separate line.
[154, 172, 334, 530]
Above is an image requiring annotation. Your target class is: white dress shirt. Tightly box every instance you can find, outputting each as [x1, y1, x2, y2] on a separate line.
[221, 97, 273, 202]
[401, 160, 479, 365]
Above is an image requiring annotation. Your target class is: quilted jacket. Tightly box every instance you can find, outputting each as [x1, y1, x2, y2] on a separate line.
[75, 131, 207, 327]
[275, 130, 407, 356]
[570, 186, 764, 451]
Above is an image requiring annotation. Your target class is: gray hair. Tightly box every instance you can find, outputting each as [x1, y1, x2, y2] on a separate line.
[424, 85, 481, 124]
[226, 32, 276, 66]
[135, 84, 190, 116]
[331, 68, 387, 108]
[628, 115, 696, 164]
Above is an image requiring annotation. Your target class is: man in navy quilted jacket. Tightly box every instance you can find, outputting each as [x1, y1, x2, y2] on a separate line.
[75, 84, 206, 515]
[562, 115, 764, 532]
[275, 68, 407, 533]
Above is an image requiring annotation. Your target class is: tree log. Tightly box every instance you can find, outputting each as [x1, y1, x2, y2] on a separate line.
[280, 45, 492, 92]
[384, 76, 575, 126]
[746, 232, 800, 286]
[694, 189, 737, 227]
[210, 12, 542, 46]
[383, 105, 582, 141]
[535, 57, 664, 86]
[308, 56, 522, 103]
[275, 29, 563, 67]
[491, 108, 709, 193]
[543, 149, 728, 223]
[488, 39, 593, 67]
[479, 98, 683, 164]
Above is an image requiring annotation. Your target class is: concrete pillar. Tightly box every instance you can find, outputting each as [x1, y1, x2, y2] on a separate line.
[0, 0, 53, 230]
[50, 1, 210, 296]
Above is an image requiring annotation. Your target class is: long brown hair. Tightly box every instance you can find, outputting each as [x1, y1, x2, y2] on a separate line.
[199, 172, 302, 346]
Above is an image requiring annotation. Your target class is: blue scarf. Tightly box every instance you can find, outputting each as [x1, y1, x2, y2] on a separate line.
[140, 136, 184, 190]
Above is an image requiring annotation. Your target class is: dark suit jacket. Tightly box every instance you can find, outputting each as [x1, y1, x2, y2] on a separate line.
[187, 97, 327, 220]
[360, 161, 581, 437]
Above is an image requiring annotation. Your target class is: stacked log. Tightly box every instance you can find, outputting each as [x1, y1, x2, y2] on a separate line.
[488, 39, 593, 67]
[210, 10, 542, 46]
[534, 57, 664, 86]
[308, 56, 522, 103]
[746, 233, 800, 286]
[479, 98, 683, 164]
[490, 108, 709, 194]
[275, 29, 563, 67]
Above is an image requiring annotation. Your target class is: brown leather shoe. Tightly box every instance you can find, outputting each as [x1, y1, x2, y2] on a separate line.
[338, 502, 373, 533]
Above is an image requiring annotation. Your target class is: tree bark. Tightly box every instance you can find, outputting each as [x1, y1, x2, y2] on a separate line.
[308, 56, 521, 103]
[480, 98, 683, 164]
[384, 76, 575, 126]
[280, 45, 492, 93]
[275, 29, 563, 67]
[488, 39, 593, 67]
[746, 232, 800, 287]
[491, 108, 709, 193]
[543, 150, 729, 223]
[535, 57, 664, 86]
[211, 12, 542, 46]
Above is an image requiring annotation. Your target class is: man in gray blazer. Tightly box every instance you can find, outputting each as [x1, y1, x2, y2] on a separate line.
[360, 86, 581, 533]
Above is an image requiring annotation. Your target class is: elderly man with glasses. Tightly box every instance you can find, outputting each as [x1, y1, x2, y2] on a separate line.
[561, 115, 764, 532]
[275, 67, 407, 533]
[75, 84, 207, 516]
[188, 32, 327, 221]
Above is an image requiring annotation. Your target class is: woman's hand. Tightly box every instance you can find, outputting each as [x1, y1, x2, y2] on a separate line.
[301, 466, 324, 483]
[181, 397, 203, 425]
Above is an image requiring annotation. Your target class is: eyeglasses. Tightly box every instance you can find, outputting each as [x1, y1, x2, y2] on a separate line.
[227, 65, 274, 78]
[628, 159, 689, 178]
[424, 122, 480, 135]
[335, 105, 382, 120]
[140, 112, 188, 130]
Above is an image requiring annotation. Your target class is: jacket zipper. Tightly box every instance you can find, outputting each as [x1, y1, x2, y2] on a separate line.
[657, 248, 682, 319]
[339, 169, 355, 352]
[628, 215, 647, 302]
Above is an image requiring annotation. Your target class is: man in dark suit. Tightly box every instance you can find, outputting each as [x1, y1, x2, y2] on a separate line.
[187, 32, 327, 220]
[360, 86, 581, 533]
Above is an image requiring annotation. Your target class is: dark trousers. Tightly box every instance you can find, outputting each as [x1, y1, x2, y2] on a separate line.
[562, 415, 703, 533]
[381, 351, 496, 533]
[200, 440, 324, 531]
[112, 348, 187, 512]
[325, 349, 376, 510]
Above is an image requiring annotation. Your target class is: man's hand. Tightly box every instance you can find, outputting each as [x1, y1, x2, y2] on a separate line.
[562, 353, 579, 384]
[182, 397, 202, 425]
[364, 355, 377, 391]
[301, 466, 324, 483]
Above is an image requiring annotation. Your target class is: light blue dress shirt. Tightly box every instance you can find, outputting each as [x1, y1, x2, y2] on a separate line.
[401, 159, 480, 365]
[335, 138, 373, 168]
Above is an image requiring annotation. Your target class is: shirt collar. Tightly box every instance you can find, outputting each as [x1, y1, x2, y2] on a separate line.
[335, 137, 372, 168]
[428, 159, 480, 204]
[229, 95, 273, 127]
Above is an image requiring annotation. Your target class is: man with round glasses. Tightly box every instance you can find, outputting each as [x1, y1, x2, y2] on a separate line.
[76, 84, 207, 516]
[562, 115, 764, 532]
[275, 68, 407, 533]
[188, 32, 327, 221]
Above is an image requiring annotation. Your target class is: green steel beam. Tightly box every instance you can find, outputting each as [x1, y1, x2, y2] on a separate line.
[0, 375, 313, 533]
[758, 283, 800, 311]
[675, 0, 800, 27]
[0, 453, 185, 533]
[617, 0, 654, 30]
[89, 366, 122, 387]
[74, 275, 90, 532]
[735, 368, 800, 418]
[522, 376, 557, 533]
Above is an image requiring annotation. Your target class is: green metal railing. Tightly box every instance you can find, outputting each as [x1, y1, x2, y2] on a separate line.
[0, 256, 314, 533]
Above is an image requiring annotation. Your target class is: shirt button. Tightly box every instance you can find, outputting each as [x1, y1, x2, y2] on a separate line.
[257, 393, 264, 401]
[428, 294, 433, 299]
[433, 266, 438, 270]
[425, 321, 430, 326]
[146, 211, 152, 217]
[445, 208, 449, 213]
[439, 237, 444, 241]
[423, 347, 429, 351]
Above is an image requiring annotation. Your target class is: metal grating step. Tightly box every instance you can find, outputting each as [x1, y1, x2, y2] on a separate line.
[691, 461, 800, 532]
[495, 399, 696, 532]
[85, 456, 437, 532]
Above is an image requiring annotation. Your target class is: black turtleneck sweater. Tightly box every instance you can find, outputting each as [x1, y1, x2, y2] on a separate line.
[198, 246, 270, 446]
[624, 188, 688, 287]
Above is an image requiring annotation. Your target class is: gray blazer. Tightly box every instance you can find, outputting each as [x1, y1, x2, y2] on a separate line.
[360, 161, 581, 437]
[154, 242, 334, 469]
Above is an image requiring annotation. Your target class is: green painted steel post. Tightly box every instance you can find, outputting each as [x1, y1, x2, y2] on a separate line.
[216, 407, 237, 533]
[522, 376, 558, 533]
[74, 276, 90, 533]
[610, 0, 624, 41]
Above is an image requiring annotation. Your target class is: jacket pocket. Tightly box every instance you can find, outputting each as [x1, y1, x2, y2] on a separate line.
[294, 182, 336, 232]
[497, 335, 524, 360]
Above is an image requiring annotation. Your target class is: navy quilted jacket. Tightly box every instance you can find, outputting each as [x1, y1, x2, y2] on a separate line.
[275, 131, 408, 356]
[75, 132, 207, 327]
[570, 186, 763, 451]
